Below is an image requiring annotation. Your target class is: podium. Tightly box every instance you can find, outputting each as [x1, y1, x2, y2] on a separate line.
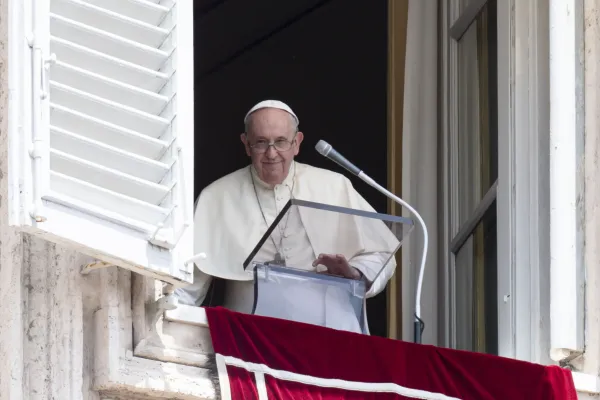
[242, 199, 414, 334]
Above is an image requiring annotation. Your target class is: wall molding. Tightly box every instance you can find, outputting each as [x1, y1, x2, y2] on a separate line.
[94, 268, 217, 399]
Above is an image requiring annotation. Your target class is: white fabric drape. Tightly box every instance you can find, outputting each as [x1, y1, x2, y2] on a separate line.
[401, 0, 439, 344]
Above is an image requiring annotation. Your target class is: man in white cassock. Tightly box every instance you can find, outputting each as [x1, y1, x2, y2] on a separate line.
[175, 100, 398, 334]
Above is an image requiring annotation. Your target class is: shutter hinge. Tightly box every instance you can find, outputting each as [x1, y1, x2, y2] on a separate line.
[28, 31, 56, 99]
[26, 32, 34, 48]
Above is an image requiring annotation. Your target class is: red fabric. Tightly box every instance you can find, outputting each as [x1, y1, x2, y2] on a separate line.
[227, 365, 260, 400]
[206, 307, 577, 400]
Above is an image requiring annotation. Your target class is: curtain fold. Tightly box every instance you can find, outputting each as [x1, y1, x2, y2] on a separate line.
[400, 0, 439, 344]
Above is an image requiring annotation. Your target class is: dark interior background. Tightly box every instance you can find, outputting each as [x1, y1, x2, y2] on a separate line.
[193, 0, 389, 337]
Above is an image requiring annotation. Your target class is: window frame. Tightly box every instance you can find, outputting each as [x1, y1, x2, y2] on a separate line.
[447, 0, 499, 354]
[441, 0, 549, 362]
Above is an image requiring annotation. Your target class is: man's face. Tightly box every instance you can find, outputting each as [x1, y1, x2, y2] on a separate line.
[241, 108, 304, 186]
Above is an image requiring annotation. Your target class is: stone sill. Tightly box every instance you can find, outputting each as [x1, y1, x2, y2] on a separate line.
[572, 372, 600, 395]
[165, 303, 209, 326]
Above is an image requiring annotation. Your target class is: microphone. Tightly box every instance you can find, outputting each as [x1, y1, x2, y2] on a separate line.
[315, 140, 429, 345]
[315, 140, 362, 176]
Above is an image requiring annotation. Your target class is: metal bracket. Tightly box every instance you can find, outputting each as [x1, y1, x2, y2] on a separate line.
[178, 252, 206, 276]
[41, 53, 56, 99]
[80, 261, 113, 275]
[29, 211, 47, 223]
[148, 220, 191, 250]
[148, 205, 184, 250]
[146, 205, 192, 251]
[184, 252, 206, 266]
[29, 141, 43, 159]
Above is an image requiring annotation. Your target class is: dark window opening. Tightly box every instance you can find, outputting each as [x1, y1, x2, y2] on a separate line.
[193, 0, 390, 337]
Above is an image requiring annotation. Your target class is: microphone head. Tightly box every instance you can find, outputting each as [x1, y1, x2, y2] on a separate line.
[315, 140, 332, 156]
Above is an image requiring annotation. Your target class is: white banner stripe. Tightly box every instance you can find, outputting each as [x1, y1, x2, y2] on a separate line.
[255, 372, 269, 400]
[215, 354, 233, 400]
[220, 354, 462, 400]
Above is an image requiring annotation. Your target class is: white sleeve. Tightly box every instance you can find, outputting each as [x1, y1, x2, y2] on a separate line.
[349, 252, 397, 298]
[174, 265, 213, 307]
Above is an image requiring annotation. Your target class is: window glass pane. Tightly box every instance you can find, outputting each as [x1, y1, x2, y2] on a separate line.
[456, 1, 497, 226]
[454, 237, 474, 350]
[458, 0, 476, 13]
[454, 201, 498, 354]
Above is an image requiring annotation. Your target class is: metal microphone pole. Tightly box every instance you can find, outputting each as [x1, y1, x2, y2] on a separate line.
[315, 140, 428, 344]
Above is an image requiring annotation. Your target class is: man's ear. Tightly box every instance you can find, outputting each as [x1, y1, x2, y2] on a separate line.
[294, 131, 304, 156]
[240, 133, 252, 157]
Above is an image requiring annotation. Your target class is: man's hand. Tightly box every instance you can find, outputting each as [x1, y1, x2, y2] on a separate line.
[312, 253, 361, 280]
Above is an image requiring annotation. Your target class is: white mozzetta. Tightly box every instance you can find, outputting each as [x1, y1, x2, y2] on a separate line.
[10, 0, 195, 285]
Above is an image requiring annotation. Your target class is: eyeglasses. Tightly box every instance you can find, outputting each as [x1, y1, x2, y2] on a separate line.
[248, 136, 296, 153]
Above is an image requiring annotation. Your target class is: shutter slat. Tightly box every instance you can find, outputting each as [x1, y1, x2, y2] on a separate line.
[40, 0, 191, 256]
[50, 82, 170, 137]
[51, 61, 169, 115]
[50, 149, 171, 205]
[51, 0, 170, 48]
[83, 0, 170, 26]
[19, 0, 194, 282]
[51, 37, 170, 92]
[51, 127, 171, 183]
[50, 13, 171, 70]
[50, 172, 170, 226]
[144, 0, 175, 7]
[50, 104, 169, 160]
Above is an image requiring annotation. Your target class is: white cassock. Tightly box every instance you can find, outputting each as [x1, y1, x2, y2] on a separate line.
[175, 161, 399, 334]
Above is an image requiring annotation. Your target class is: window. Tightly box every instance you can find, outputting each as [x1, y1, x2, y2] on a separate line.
[448, 0, 498, 354]
[9, 0, 195, 285]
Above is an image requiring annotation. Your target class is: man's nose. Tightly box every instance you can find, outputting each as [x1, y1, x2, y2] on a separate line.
[265, 145, 278, 158]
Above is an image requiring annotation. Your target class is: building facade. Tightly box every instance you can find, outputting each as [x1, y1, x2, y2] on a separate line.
[0, 0, 599, 398]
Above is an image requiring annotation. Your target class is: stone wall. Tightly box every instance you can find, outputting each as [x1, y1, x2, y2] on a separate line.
[0, 0, 99, 396]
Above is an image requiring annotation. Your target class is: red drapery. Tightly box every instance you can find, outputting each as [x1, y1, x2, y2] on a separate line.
[205, 307, 577, 400]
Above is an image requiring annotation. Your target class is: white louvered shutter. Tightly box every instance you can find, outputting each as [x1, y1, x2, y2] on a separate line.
[19, 0, 195, 285]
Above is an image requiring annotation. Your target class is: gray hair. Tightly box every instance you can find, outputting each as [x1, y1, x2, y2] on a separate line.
[244, 111, 299, 135]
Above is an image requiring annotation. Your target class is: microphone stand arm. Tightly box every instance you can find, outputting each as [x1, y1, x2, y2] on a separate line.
[357, 171, 428, 345]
